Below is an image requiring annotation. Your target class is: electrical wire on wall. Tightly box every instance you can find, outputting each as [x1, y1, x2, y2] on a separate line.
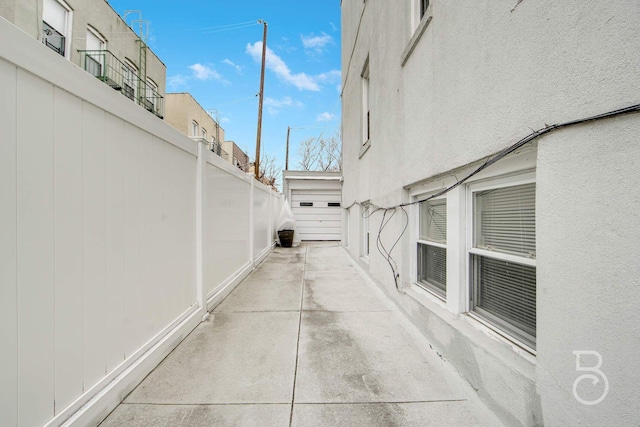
[347, 102, 640, 293]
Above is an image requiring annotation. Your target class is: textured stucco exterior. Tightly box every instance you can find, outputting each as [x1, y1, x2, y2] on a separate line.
[341, 0, 640, 425]
[0, 0, 166, 98]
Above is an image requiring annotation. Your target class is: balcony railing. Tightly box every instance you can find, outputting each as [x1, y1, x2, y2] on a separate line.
[191, 137, 229, 161]
[78, 50, 164, 118]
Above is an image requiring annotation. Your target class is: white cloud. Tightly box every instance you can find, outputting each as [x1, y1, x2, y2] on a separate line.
[316, 112, 336, 122]
[188, 63, 222, 81]
[246, 41, 319, 91]
[315, 70, 341, 84]
[220, 117, 230, 124]
[264, 96, 304, 115]
[167, 74, 188, 91]
[222, 59, 242, 74]
[301, 33, 334, 53]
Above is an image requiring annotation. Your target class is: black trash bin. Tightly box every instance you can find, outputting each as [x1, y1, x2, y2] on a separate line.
[278, 230, 294, 248]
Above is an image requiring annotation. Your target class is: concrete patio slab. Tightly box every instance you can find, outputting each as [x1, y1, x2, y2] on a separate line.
[291, 401, 494, 427]
[101, 242, 503, 426]
[266, 251, 306, 264]
[215, 278, 302, 312]
[101, 403, 291, 427]
[248, 261, 304, 281]
[303, 276, 391, 312]
[125, 312, 299, 404]
[294, 310, 462, 403]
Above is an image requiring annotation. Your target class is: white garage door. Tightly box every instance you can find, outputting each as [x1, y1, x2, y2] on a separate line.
[291, 189, 342, 241]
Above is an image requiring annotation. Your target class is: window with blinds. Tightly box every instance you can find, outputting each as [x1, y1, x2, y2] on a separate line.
[43, 0, 71, 57]
[361, 202, 370, 257]
[417, 198, 446, 298]
[470, 182, 536, 349]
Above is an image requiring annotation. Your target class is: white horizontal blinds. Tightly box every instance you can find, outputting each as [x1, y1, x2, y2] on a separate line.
[419, 198, 446, 243]
[86, 30, 102, 51]
[472, 255, 536, 346]
[85, 29, 105, 76]
[123, 60, 138, 100]
[471, 181, 536, 348]
[418, 244, 446, 294]
[43, 0, 67, 33]
[418, 198, 446, 296]
[474, 183, 536, 257]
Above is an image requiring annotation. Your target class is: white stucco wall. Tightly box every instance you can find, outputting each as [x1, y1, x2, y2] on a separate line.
[341, 0, 640, 425]
[536, 116, 640, 425]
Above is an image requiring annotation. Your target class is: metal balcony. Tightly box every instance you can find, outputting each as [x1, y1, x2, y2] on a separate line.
[191, 137, 230, 161]
[78, 50, 164, 118]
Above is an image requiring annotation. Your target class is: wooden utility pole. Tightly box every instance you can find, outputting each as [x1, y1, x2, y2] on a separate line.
[285, 126, 291, 170]
[254, 20, 268, 180]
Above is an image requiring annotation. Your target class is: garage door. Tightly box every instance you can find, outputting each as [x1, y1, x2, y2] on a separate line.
[291, 189, 342, 241]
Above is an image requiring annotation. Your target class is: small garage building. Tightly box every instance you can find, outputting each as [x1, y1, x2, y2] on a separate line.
[282, 171, 342, 241]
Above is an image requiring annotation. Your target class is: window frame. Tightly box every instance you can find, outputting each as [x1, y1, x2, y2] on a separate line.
[402, 0, 433, 67]
[122, 59, 138, 101]
[42, 0, 73, 59]
[360, 57, 370, 153]
[145, 78, 159, 112]
[360, 202, 370, 260]
[192, 121, 199, 137]
[466, 172, 537, 352]
[416, 195, 447, 299]
[344, 206, 350, 247]
[407, 149, 537, 356]
[85, 26, 106, 77]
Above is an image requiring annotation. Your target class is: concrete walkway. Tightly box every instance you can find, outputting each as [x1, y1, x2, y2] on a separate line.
[101, 242, 503, 426]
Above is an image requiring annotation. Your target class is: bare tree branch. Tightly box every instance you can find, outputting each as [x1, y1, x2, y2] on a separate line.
[297, 133, 342, 172]
[259, 153, 282, 190]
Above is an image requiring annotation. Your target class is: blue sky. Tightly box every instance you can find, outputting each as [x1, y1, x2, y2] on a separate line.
[108, 0, 342, 173]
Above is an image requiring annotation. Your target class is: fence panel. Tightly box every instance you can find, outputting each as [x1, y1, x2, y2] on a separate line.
[204, 160, 252, 298]
[0, 17, 281, 427]
[0, 56, 18, 427]
[253, 185, 272, 259]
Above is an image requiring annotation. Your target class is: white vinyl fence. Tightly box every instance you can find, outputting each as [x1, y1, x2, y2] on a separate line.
[0, 18, 282, 427]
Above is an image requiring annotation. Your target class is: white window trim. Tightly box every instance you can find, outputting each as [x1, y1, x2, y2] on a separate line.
[87, 25, 106, 48]
[360, 202, 370, 262]
[414, 194, 447, 300]
[344, 207, 351, 247]
[406, 145, 537, 355]
[465, 172, 537, 352]
[43, 0, 73, 59]
[401, 0, 433, 66]
[146, 78, 159, 111]
[192, 121, 199, 137]
[410, 185, 466, 314]
[123, 59, 138, 100]
[361, 57, 370, 149]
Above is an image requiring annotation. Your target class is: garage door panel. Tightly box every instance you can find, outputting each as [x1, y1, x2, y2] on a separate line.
[293, 213, 342, 222]
[292, 207, 341, 215]
[297, 232, 341, 241]
[291, 188, 341, 241]
[292, 191, 340, 200]
[294, 220, 341, 229]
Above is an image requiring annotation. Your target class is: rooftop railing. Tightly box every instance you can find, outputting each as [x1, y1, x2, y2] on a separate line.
[78, 49, 164, 118]
[191, 137, 230, 161]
